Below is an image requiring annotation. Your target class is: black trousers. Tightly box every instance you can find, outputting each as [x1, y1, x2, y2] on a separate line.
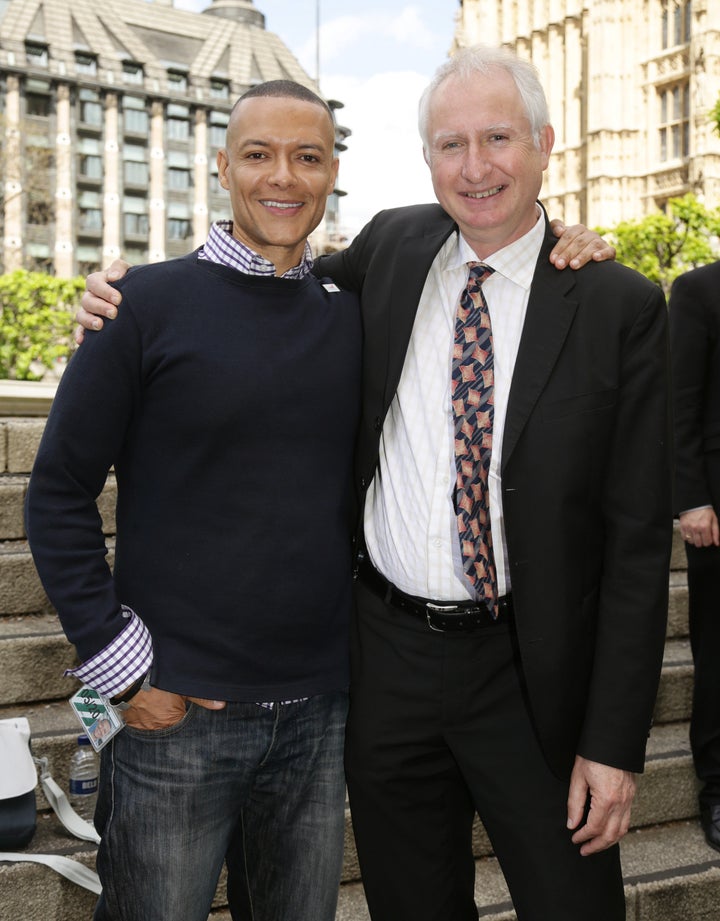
[345, 579, 625, 921]
[686, 540, 720, 808]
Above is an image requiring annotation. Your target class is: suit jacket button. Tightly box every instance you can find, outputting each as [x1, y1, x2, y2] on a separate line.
[360, 477, 368, 490]
[374, 416, 382, 431]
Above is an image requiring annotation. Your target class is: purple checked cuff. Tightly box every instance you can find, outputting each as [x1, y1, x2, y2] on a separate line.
[66, 606, 153, 698]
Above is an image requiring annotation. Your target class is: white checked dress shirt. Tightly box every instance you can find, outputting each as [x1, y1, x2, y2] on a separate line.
[364, 209, 546, 602]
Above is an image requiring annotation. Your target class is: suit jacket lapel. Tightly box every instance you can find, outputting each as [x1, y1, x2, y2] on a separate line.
[501, 228, 579, 467]
[383, 217, 456, 408]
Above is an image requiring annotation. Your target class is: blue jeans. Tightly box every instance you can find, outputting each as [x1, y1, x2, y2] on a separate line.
[93, 693, 348, 921]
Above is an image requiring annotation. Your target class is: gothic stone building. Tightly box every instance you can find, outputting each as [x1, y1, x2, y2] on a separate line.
[454, 0, 720, 228]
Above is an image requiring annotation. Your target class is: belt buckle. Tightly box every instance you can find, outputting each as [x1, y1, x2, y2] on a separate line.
[425, 602, 459, 633]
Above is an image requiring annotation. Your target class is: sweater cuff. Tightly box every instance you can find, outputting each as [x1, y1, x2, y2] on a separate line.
[66, 606, 153, 698]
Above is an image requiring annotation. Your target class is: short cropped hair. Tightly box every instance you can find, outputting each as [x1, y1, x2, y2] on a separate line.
[231, 79, 334, 125]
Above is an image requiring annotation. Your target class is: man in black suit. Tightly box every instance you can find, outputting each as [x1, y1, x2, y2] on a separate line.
[669, 261, 720, 853]
[76, 47, 667, 921]
[312, 45, 671, 921]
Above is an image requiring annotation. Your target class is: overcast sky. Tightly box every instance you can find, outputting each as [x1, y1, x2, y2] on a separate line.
[173, 0, 459, 238]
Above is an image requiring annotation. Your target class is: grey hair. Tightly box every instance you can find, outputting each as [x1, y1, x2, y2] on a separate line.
[418, 45, 550, 152]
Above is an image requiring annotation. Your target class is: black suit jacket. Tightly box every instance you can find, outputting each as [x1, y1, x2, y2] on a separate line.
[317, 203, 672, 779]
[669, 260, 720, 513]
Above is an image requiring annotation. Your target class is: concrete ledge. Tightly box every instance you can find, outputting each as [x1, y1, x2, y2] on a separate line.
[0, 380, 57, 417]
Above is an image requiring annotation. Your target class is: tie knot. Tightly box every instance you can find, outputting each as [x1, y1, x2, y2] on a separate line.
[468, 262, 494, 285]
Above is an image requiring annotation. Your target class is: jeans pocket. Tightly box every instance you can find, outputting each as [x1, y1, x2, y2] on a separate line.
[123, 701, 196, 739]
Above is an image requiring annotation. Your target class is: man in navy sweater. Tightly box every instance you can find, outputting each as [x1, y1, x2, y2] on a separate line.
[26, 81, 361, 921]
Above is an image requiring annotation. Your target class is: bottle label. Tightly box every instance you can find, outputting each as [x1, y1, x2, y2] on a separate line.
[70, 777, 99, 796]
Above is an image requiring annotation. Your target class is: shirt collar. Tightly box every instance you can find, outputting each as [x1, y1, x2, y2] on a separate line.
[199, 220, 314, 279]
[445, 204, 546, 291]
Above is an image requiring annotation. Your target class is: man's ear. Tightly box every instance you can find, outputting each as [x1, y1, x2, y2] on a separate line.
[539, 125, 555, 169]
[217, 148, 230, 190]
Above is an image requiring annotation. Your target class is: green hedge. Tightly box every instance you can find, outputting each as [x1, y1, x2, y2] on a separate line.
[0, 270, 83, 381]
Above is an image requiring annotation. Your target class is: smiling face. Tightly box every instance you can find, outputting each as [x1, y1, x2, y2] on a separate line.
[217, 95, 339, 275]
[424, 68, 554, 260]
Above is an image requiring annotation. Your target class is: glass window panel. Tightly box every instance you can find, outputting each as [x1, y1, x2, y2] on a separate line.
[168, 169, 191, 190]
[123, 195, 148, 214]
[124, 213, 149, 235]
[76, 54, 97, 75]
[79, 155, 103, 179]
[80, 100, 103, 125]
[167, 118, 190, 140]
[79, 209, 102, 232]
[168, 218, 192, 240]
[125, 109, 149, 133]
[167, 149, 190, 167]
[123, 62, 144, 85]
[78, 190, 101, 207]
[27, 94, 51, 117]
[210, 80, 230, 99]
[123, 143, 148, 163]
[78, 137, 101, 154]
[124, 160, 149, 184]
[168, 72, 188, 92]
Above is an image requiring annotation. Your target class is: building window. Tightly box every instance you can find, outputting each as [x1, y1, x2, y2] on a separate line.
[26, 92, 51, 117]
[167, 104, 191, 141]
[78, 138, 102, 180]
[123, 96, 149, 135]
[26, 43, 48, 67]
[124, 143, 149, 186]
[662, 1, 692, 49]
[168, 217, 192, 239]
[209, 111, 229, 148]
[168, 70, 188, 94]
[167, 118, 190, 141]
[658, 82, 690, 161]
[168, 202, 192, 240]
[78, 191, 102, 233]
[123, 61, 144, 85]
[79, 155, 103, 180]
[168, 168, 191, 190]
[124, 160, 149, 186]
[79, 88, 103, 127]
[123, 195, 149, 238]
[27, 242, 53, 273]
[167, 150, 191, 190]
[75, 53, 97, 76]
[209, 79, 230, 100]
[26, 78, 52, 117]
[28, 191, 54, 226]
[77, 243, 102, 277]
[124, 212, 150, 236]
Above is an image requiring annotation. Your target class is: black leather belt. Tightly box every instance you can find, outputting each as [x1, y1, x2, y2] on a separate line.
[358, 558, 512, 632]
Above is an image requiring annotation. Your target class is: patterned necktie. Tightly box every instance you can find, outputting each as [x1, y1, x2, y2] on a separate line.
[451, 262, 498, 615]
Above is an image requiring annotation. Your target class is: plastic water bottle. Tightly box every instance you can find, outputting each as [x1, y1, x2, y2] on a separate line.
[68, 734, 99, 822]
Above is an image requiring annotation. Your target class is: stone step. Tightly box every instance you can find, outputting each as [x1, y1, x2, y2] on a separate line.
[0, 617, 79, 705]
[0, 775, 716, 921]
[335, 820, 720, 921]
[668, 568, 689, 638]
[654, 636, 694, 725]
[0, 611, 696, 719]
[0, 715, 707, 921]
[0, 705, 699, 868]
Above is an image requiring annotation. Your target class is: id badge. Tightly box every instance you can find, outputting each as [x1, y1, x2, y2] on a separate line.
[69, 685, 125, 752]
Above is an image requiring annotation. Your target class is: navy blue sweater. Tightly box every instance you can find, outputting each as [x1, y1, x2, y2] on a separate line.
[26, 252, 362, 701]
